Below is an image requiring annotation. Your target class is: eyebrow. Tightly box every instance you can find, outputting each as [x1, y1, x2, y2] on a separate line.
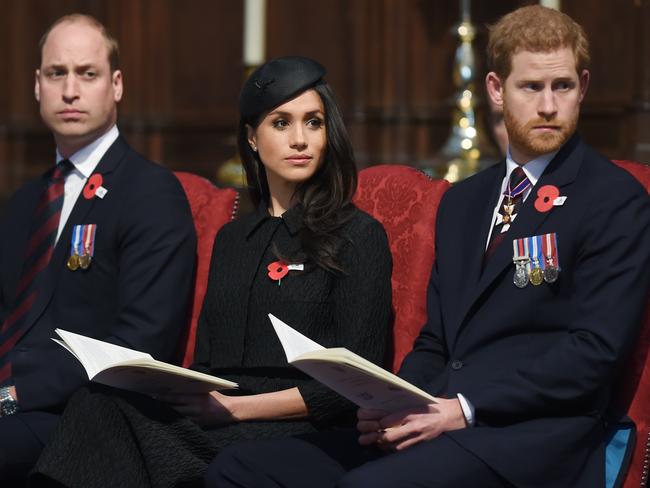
[269, 109, 324, 117]
[43, 63, 98, 71]
[516, 76, 576, 85]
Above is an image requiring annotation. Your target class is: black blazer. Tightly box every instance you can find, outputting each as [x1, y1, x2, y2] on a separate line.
[399, 135, 650, 487]
[0, 136, 196, 414]
[192, 205, 393, 426]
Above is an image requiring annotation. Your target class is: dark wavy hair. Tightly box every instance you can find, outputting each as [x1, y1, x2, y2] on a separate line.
[238, 83, 358, 274]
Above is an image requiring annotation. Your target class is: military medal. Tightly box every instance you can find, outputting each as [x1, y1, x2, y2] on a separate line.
[79, 252, 91, 270]
[69, 224, 97, 271]
[542, 232, 560, 283]
[529, 236, 544, 286]
[513, 260, 530, 288]
[530, 265, 544, 286]
[512, 239, 530, 288]
[67, 253, 80, 271]
[501, 172, 532, 228]
[502, 202, 514, 225]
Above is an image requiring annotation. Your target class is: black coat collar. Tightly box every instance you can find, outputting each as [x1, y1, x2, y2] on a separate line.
[245, 202, 304, 238]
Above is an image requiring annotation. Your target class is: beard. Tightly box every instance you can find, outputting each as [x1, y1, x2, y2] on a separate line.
[503, 104, 579, 159]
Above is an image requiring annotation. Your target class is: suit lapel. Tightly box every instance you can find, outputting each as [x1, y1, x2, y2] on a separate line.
[456, 135, 585, 337]
[462, 164, 506, 289]
[20, 137, 130, 334]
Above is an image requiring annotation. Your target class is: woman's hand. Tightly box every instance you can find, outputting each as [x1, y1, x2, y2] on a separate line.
[158, 387, 309, 426]
[159, 390, 236, 427]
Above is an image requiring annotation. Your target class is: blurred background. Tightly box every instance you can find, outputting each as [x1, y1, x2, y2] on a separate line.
[1, 0, 649, 211]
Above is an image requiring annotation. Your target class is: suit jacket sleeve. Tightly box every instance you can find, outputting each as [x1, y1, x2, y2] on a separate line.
[397, 257, 448, 390]
[99, 168, 197, 358]
[463, 177, 650, 423]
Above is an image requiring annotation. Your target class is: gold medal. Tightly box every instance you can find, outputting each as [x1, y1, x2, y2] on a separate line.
[79, 253, 91, 270]
[67, 253, 80, 271]
[530, 266, 544, 286]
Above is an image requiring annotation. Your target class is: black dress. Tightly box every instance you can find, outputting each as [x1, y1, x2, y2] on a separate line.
[31, 204, 393, 488]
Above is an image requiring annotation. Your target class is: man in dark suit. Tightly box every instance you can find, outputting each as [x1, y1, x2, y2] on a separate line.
[205, 6, 650, 487]
[0, 14, 196, 483]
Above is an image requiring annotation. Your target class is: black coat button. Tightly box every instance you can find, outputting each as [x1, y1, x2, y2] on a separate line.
[451, 360, 463, 370]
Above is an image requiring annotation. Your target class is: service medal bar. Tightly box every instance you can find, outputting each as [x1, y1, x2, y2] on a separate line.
[541, 232, 560, 283]
[68, 224, 97, 271]
[529, 235, 544, 286]
[512, 238, 530, 288]
[512, 233, 561, 287]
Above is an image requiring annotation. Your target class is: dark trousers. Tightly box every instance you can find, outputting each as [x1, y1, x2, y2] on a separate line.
[0, 411, 60, 485]
[206, 428, 511, 488]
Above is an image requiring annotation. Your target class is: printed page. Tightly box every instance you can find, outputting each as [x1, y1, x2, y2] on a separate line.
[92, 360, 238, 395]
[268, 313, 325, 361]
[54, 329, 152, 380]
[294, 353, 437, 411]
[268, 315, 437, 411]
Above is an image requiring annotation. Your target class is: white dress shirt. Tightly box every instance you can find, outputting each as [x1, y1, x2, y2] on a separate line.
[54, 125, 119, 243]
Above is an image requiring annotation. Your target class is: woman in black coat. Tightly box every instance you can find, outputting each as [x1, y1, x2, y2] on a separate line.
[31, 56, 393, 488]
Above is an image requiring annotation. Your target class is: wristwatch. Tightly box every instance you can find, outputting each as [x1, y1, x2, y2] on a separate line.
[0, 386, 19, 417]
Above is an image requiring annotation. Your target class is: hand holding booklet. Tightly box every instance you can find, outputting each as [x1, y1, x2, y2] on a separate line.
[269, 314, 437, 412]
[53, 329, 238, 395]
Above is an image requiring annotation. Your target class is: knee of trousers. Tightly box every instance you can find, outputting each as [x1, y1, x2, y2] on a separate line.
[205, 442, 271, 488]
[337, 463, 394, 488]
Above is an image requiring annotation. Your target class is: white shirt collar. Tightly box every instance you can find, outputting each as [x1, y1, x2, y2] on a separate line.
[504, 147, 558, 188]
[55, 125, 120, 178]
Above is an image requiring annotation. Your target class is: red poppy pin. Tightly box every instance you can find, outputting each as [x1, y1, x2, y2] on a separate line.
[534, 185, 560, 213]
[267, 260, 289, 285]
[83, 173, 106, 200]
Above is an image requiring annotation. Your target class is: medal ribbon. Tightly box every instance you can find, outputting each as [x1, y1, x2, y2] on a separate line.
[542, 233, 561, 270]
[530, 235, 545, 270]
[70, 225, 83, 257]
[505, 174, 531, 199]
[82, 224, 97, 257]
[523, 238, 531, 274]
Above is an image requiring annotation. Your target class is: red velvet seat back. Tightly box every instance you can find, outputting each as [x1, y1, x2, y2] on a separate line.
[174, 172, 238, 367]
[611, 160, 650, 488]
[353, 165, 450, 372]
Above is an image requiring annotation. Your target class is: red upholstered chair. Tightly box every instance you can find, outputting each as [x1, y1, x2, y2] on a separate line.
[611, 160, 650, 488]
[353, 164, 450, 372]
[174, 172, 239, 367]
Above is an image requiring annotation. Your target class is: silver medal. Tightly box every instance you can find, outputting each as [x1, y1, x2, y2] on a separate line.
[513, 261, 529, 288]
[544, 256, 559, 283]
[543, 266, 559, 283]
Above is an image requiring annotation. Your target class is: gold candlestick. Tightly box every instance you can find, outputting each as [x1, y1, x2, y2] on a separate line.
[421, 0, 495, 183]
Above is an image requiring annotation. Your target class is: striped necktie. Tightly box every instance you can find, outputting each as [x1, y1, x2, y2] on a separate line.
[0, 159, 74, 385]
[484, 167, 530, 260]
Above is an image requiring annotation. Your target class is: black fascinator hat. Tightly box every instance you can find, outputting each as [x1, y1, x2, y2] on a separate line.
[239, 56, 326, 125]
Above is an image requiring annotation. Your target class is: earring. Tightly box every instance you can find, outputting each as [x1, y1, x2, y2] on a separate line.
[250, 144, 257, 152]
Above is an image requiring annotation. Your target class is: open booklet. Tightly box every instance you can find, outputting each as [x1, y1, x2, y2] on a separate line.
[269, 314, 437, 411]
[53, 329, 238, 395]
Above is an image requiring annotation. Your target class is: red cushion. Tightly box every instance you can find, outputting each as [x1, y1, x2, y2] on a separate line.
[174, 172, 238, 367]
[611, 160, 650, 488]
[353, 165, 450, 372]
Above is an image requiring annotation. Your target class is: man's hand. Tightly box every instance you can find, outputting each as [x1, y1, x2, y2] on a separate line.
[357, 398, 467, 451]
[9, 386, 17, 401]
[158, 390, 236, 426]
